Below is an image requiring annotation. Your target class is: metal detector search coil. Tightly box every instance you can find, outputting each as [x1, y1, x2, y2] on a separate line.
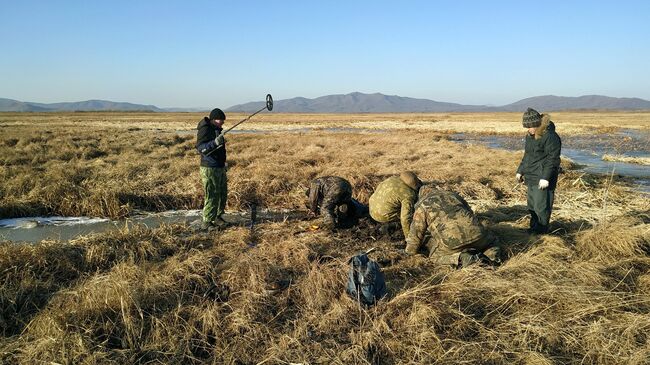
[223, 93, 273, 134]
[265, 94, 273, 112]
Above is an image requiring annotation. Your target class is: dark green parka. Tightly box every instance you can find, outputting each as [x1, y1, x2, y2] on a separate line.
[517, 114, 562, 190]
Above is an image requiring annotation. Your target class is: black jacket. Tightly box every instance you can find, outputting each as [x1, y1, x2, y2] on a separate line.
[196, 117, 226, 168]
[517, 115, 562, 190]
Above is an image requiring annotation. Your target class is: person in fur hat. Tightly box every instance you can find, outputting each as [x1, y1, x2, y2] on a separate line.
[516, 108, 562, 234]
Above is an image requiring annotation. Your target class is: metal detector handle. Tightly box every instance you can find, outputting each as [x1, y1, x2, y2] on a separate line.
[203, 94, 273, 156]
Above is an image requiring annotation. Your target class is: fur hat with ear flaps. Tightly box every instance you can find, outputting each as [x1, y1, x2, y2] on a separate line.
[400, 171, 423, 191]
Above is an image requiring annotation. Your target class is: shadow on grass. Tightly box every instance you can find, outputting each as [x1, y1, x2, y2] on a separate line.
[480, 204, 594, 259]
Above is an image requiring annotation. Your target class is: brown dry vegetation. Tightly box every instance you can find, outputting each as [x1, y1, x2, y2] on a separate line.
[602, 154, 650, 165]
[1, 112, 649, 364]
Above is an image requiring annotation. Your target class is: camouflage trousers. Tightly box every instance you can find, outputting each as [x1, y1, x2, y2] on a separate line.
[425, 232, 498, 266]
[200, 166, 227, 223]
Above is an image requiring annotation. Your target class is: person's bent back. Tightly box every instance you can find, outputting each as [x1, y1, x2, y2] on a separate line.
[405, 189, 496, 267]
[369, 171, 422, 237]
[306, 176, 353, 228]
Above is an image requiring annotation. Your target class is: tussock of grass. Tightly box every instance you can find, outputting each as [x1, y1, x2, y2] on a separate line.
[576, 216, 650, 261]
[602, 154, 650, 165]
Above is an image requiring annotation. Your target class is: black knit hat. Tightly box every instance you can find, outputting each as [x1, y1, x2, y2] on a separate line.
[522, 108, 541, 128]
[209, 108, 226, 121]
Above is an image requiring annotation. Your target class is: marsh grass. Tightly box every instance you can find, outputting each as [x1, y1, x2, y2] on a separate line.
[602, 154, 650, 165]
[1, 112, 649, 364]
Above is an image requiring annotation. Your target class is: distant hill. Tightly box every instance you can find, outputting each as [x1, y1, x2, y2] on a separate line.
[160, 107, 210, 112]
[227, 92, 650, 113]
[0, 98, 53, 112]
[3, 93, 650, 113]
[499, 95, 650, 111]
[227, 92, 492, 113]
[0, 98, 163, 112]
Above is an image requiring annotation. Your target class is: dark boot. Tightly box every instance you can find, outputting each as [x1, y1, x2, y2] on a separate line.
[201, 220, 217, 232]
[214, 216, 229, 228]
[533, 224, 549, 234]
[527, 210, 540, 233]
[458, 250, 497, 269]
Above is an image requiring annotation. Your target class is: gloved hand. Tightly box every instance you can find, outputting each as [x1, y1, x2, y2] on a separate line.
[516, 173, 523, 183]
[538, 179, 549, 190]
[214, 133, 225, 146]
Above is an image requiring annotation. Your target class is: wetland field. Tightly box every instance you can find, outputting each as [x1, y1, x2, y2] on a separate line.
[1, 111, 649, 364]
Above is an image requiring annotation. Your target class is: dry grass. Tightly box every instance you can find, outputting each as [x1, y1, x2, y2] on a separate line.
[602, 154, 650, 165]
[1, 112, 649, 364]
[2, 111, 649, 134]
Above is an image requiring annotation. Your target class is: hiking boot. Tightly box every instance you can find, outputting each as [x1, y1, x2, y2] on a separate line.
[458, 251, 480, 268]
[527, 225, 549, 235]
[213, 216, 229, 228]
[201, 220, 217, 232]
[458, 250, 497, 269]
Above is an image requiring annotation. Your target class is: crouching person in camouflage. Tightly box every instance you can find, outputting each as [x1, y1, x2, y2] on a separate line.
[369, 171, 422, 238]
[306, 176, 364, 229]
[405, 187, 501, 268]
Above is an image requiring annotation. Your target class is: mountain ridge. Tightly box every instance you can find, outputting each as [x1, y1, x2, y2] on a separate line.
[226, 92, 650, 113]
[2, 93, 650, 113]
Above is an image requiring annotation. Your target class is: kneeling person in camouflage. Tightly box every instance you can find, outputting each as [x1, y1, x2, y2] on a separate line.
[405, 188, 499, 268]
[369, 171, 422, 237]
[306, 176, 355, 229]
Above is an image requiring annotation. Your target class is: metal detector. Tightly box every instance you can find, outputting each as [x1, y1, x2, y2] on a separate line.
[223, 93, 273, 134]
[205, 94, 273, 155]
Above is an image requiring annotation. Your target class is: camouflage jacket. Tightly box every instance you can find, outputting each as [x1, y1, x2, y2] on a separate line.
[405, 190, 485, 254]
[308, 176, 353, 214]
[369, 176, 418, 237]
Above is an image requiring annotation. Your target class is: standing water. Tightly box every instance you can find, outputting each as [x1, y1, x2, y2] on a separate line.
[449, 129, 650, 192]
[0, 209, 307, 243]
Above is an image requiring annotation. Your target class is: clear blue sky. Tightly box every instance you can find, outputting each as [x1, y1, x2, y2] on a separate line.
[1, 0, 649, 108]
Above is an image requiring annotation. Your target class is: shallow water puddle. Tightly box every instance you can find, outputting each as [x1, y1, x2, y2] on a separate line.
[450, 130, 650, 192]
[0, 209, 308, 243]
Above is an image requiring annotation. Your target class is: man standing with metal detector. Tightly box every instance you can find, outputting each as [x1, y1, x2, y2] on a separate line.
[196, 95, 273, 231]
[197, 108, 229, 230]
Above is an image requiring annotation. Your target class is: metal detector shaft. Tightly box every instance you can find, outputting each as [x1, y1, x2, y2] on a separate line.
[204, 94, 273, 155]
[223, 106, 267, 135]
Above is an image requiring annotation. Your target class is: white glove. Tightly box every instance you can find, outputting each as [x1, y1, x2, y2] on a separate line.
[516, 173, 523, 183]
[538, 179, 549, 190]
[214, 133, 225, 146]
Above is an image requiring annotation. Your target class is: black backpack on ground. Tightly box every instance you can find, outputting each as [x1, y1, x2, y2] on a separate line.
[346, 253, 386, 306]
